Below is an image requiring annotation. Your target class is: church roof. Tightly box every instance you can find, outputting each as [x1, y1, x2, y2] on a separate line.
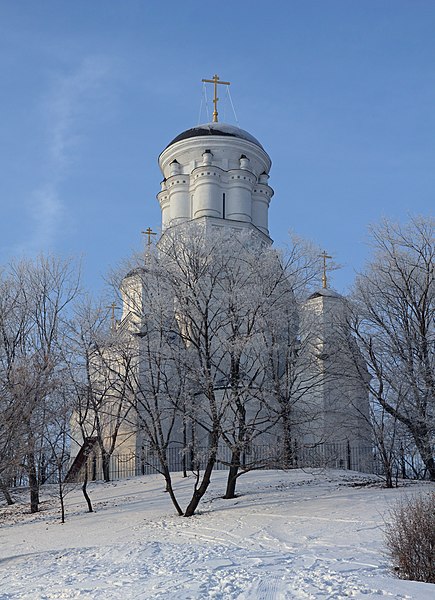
[307, 288, 343, 300]
[165, 122, 264, 151]
[123, 266, 146, 280]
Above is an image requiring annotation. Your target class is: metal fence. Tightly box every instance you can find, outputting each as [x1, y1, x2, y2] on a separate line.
[7, 441, 429, 487]
[85, 441, 377, 482]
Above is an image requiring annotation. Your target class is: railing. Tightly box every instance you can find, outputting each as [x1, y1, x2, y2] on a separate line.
[5, 441, 430, 487]
[79, 441, 377, 482]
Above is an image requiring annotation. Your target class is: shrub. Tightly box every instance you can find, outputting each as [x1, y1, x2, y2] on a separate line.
[384, 491, 435, 583]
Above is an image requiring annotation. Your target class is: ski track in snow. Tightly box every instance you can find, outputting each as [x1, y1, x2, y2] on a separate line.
[0, 470, 433, 599]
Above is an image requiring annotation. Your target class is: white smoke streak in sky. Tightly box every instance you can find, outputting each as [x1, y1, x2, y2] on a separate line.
[23, 56, 110, 254]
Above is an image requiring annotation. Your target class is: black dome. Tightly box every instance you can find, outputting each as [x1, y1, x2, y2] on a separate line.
[165, 122, 264, 151]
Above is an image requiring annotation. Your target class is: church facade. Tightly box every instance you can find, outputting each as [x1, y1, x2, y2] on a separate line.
[68, 115, 373, 481]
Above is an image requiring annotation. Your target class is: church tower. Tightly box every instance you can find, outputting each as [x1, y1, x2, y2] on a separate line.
[157, 122, 274, 242]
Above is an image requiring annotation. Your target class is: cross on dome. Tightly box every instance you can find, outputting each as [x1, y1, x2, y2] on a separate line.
[201, 74, 230, 123]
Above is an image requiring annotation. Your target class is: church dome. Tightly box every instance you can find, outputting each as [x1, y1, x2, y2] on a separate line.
[165, 122, 264, 151]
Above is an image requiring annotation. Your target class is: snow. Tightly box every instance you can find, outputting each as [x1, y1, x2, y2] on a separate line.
[0, 469, 433, 599]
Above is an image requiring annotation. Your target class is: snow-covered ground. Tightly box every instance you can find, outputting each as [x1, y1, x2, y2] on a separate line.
[0, 469, 433, 599]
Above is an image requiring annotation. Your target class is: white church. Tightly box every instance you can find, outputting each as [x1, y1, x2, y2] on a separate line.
[68, 79, 373, 481]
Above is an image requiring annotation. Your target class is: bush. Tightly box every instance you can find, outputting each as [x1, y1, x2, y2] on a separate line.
[384, 491, 435, 583]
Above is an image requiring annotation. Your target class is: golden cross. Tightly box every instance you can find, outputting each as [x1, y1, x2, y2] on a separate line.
[141, 227, 157, 246]
[319, 251, 332, 289]
[106, 302, 119, 330]
[202, 74, 230, 123]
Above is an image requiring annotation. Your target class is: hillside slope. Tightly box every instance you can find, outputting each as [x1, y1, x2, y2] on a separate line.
[0, 469, 433, 599]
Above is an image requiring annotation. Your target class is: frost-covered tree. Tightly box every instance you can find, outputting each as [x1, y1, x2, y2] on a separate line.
[0, 256, 80, 511]
[118, 225, 325, 514]
[116, 250, 189, 515]
[219, 238, 325, 497]
[154, 226, 261, 516]
[351, 217, 435, 480]
[67, 298, 135, 484]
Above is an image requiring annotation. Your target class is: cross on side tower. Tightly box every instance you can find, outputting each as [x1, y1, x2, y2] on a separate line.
[106, 301, 119, 330]
[319, 250, 332, 289]
[202, 74, 230, 123]
[142, 227, 157, 246]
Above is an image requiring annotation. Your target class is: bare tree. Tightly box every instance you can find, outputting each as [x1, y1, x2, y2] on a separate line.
[118, 227, 301, 514]
[210, 243, 283, 499]
[218, 239, 322, 498]
[0, 265, 31, 501]
[149, 225, 239, 516]
[115, 250, 189, 515]
[67, 297, 134, 484]
[42, 387, 75, 523]
[259, 240, 326, 469]
[116, 226, 329, 512]
[351, 217, 435, 480]
[0, 255, 80, 512]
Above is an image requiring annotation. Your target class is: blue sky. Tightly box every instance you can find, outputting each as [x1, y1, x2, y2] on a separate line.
[1, 0, 434, 294]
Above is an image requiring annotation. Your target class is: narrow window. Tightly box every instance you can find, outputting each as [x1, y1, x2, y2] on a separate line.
[222, 193, 226, 219]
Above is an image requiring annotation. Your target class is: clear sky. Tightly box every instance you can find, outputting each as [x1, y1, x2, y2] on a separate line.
[1, 0, 434, 294]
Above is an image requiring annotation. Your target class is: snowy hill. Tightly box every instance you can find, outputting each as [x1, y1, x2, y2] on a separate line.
[0, 469, 433, 599]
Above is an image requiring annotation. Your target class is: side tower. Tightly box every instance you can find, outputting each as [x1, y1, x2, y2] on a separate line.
[157, 123, 274, 241]
[300, 287, 373, 471]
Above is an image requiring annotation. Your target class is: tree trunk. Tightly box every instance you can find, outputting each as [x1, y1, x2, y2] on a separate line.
[379, 445, 394, 488]
[281, 411, 293, 468]
[101, 449, 111, 482]
[182, 419, 188, 478]
[60, 490, 65, 523]
[162, 465, 184, 516]
[184, 450, 217, 517]
[400, 445, 407, 479]
[224, 460, 239, 499]
[0, 478, 14, 505]
[412, 427, 435, 481]
[57, 462, 66, 523]
[385, 465, 393, 489]
[82, 469, 93, 513]
[224, 396, 246, 499]
[28, 453, 39, 513]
